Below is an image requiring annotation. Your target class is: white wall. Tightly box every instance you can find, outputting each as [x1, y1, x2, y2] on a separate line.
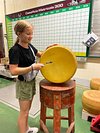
[74, 59, 100, 80]
[0, 0, 5, 32]
[0, 0, 100, 80]
[5, 0, 63, 14]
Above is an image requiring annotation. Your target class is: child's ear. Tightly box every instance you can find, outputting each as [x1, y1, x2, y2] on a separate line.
[17, 32, 20, 36]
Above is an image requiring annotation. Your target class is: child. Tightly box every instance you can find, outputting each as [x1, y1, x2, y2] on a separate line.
[9, 20, 56, 133]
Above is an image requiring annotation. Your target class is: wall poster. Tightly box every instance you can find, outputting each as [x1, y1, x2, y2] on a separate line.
[6, 0, 93, 57]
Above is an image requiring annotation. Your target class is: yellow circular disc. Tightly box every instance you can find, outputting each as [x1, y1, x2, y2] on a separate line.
[90, 78, 100, 90]
[40, 45, 77, 83]
[82, 90, 100, 115]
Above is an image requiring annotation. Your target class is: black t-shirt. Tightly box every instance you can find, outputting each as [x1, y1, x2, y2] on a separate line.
[9, 43, 38, 67]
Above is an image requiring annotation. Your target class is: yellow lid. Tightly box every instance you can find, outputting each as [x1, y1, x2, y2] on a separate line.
[40, 45, 77, 83]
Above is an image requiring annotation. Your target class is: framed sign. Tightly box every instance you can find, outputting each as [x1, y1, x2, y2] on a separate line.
[6, 0, 93, 57]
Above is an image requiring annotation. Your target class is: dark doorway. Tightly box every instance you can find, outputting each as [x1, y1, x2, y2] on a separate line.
[0, 23, 5, 58]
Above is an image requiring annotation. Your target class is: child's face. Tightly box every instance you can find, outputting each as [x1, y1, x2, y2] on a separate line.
[19, 26, 33, 43]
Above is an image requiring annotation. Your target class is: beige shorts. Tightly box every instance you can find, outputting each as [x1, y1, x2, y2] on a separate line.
[16, 79, 36, 100]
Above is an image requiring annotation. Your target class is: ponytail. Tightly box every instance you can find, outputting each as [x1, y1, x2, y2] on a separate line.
[14, 37, 19, 45]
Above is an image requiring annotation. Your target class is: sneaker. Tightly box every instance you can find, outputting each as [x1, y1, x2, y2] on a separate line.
[26, 127, 39, 133]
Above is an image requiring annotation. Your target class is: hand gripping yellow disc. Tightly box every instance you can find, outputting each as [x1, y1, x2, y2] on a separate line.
[40, 45, 77, 83]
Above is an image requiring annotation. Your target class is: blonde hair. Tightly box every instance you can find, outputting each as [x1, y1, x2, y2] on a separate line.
[14, 20, 32, 44]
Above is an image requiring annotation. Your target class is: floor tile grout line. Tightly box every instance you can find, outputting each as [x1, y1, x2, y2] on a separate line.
[0, 99, 40, 118]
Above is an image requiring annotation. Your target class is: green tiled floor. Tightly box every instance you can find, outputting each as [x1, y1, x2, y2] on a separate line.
[0, 82, 95, 133]
[0, 102, 39, 133]
[0, 77, 14, 89]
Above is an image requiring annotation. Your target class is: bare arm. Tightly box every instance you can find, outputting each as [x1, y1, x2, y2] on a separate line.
[9, 63, 44, 76]
[9, 64, 32, 76]
[36, 51, 43, 58]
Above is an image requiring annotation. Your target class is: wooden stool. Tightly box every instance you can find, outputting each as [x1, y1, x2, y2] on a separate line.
[39, 79, 76, 133]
